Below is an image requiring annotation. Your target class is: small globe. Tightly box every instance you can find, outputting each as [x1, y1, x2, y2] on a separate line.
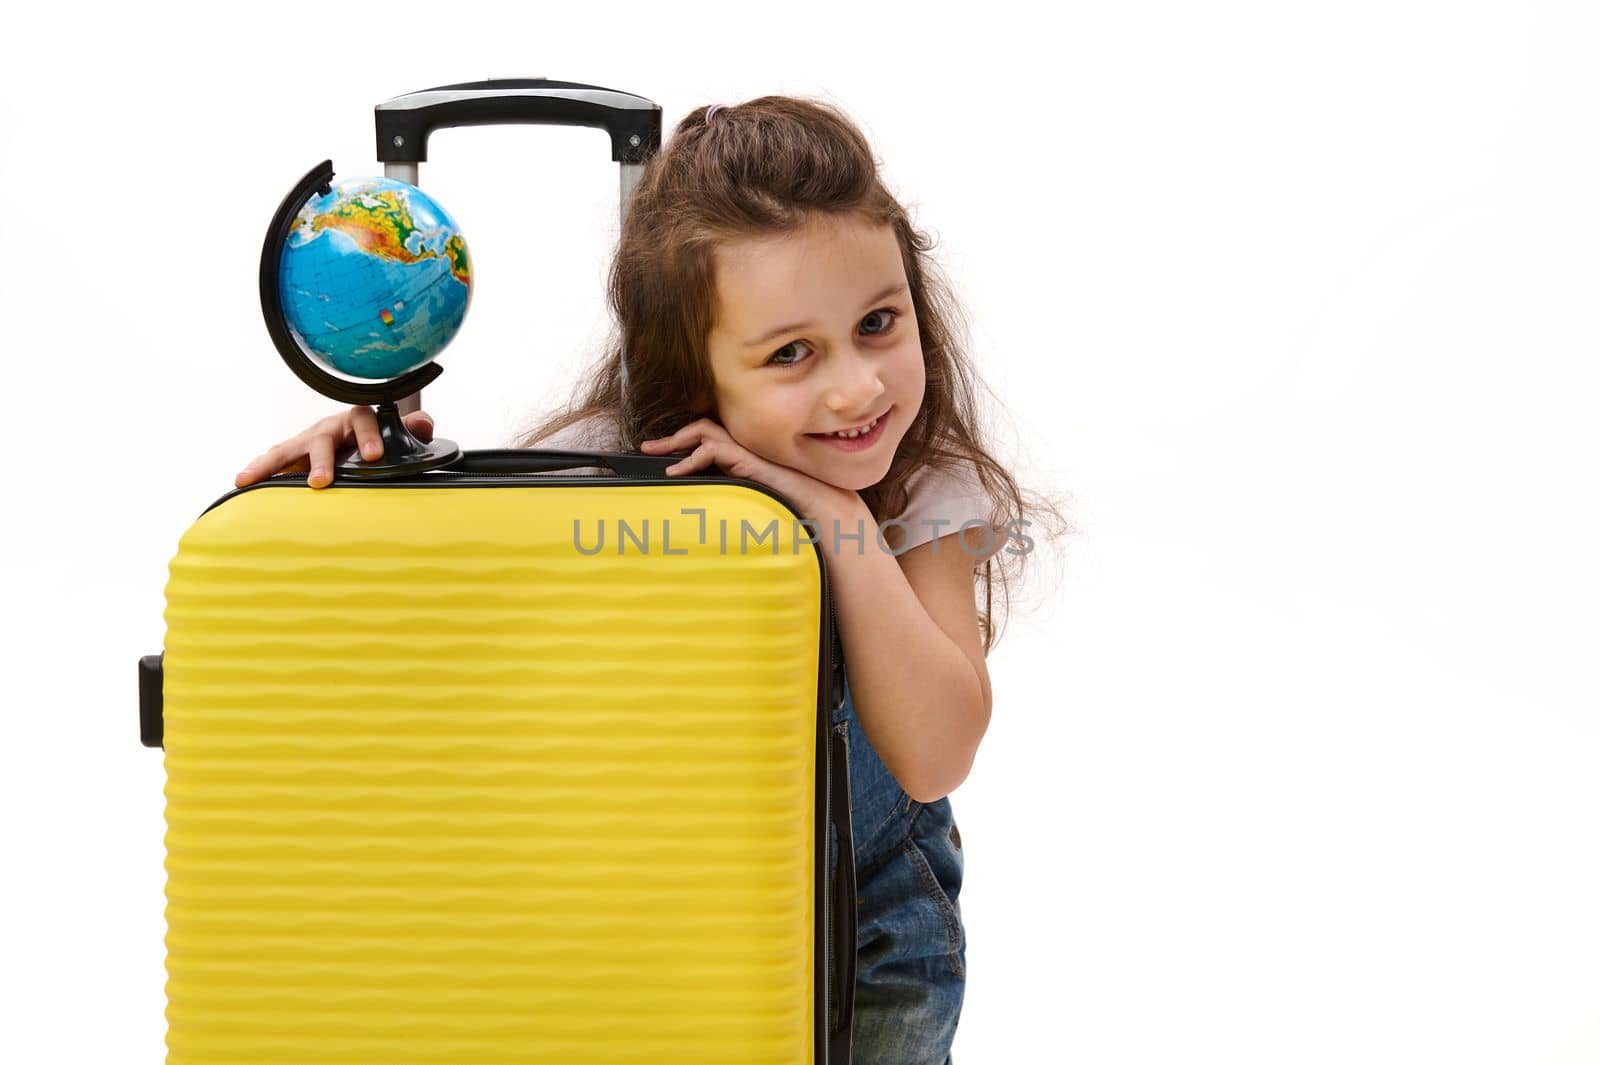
[277, 176, 472, 380]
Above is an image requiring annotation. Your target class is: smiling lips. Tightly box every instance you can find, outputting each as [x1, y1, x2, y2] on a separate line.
[806, 406, 893, 450]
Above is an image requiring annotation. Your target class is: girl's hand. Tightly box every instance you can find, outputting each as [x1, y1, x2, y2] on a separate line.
[640, 418, 860, 522]
[234, 405, 436, 490]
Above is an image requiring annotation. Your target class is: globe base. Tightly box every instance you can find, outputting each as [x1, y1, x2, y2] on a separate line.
[334, 402, 462, 479]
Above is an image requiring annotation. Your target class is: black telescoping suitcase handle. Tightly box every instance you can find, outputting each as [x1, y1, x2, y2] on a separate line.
[375, 78, 661, 165]
[375, 78, 663, 416]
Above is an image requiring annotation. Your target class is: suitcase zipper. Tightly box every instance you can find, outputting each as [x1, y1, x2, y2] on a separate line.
[823, 593, 849, 1059]
[825, 712, 833, 1052]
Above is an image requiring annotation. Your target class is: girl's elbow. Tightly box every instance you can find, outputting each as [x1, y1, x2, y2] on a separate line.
[907, 748, 978, 805]
[908, 767, 967, 805]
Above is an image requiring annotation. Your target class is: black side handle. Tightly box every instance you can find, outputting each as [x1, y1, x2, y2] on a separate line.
[375, 78, 661, 164]
[139, 654, 163, 748]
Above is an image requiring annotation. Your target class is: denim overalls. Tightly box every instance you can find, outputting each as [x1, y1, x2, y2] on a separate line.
[829, 667, 967, 1064]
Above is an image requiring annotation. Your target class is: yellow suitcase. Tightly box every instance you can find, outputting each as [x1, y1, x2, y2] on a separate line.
[140, 452, 857, 1063]
[137, 79, 857, 1064]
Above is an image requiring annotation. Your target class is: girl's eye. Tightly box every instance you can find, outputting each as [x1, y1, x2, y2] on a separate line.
[769, 341, 808, 368]
[860, 308, 899, 336]
[766, 308, 901, 368]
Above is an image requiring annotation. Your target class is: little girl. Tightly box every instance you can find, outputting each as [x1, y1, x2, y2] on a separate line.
[237, 95, 1064, 1064]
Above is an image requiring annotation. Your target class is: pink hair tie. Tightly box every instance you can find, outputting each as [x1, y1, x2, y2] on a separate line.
[705, 104, 725, 125]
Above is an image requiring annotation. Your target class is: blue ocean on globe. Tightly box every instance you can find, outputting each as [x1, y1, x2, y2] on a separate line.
[278, 176, 472, 380]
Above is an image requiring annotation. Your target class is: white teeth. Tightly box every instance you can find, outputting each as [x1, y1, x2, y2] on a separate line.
[831, 416, 878, 439]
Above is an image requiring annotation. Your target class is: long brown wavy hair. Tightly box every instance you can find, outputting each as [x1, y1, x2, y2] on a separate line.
[510, 95, 1072, 653]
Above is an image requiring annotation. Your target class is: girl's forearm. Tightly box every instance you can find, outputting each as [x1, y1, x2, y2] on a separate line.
[812, 498, 986, 803]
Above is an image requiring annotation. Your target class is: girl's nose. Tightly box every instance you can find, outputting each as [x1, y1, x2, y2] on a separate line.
[826, 350, 887, 416]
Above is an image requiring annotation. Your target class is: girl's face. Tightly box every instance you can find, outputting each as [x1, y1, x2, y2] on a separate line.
[703, 213, 926, 492]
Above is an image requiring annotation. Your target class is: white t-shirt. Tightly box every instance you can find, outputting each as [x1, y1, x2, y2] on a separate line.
[528, 412, 1011, 563]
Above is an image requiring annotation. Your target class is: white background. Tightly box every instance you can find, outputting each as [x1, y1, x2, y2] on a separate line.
[3, 1, 1597, 1061]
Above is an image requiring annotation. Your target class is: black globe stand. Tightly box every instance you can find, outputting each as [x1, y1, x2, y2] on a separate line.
[335, 399, 460, 478]
[259, 159, 464, 480]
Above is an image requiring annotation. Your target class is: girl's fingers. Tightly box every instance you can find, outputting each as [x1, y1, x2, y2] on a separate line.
[347, 407, 434, 462]
[351, 406, 382, 460]
[645, 419, 725, 454]
[666, 441, 713, 474]
[235, 454, 266, 487]
[237, 409, 361, 488]
[253, 450, 311, 481]
[306, 435, 337, 489]
[404, 410, 435, 443]
[236, 445, 289, 487]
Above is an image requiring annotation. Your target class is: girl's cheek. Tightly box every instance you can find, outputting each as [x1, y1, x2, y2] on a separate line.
[892, 359, 927, 408]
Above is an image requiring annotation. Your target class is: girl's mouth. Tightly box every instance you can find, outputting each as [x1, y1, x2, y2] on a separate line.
[805, 406, 893, 452]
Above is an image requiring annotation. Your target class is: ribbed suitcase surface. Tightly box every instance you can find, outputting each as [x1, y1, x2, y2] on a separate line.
[161, 477, 831, 1063]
